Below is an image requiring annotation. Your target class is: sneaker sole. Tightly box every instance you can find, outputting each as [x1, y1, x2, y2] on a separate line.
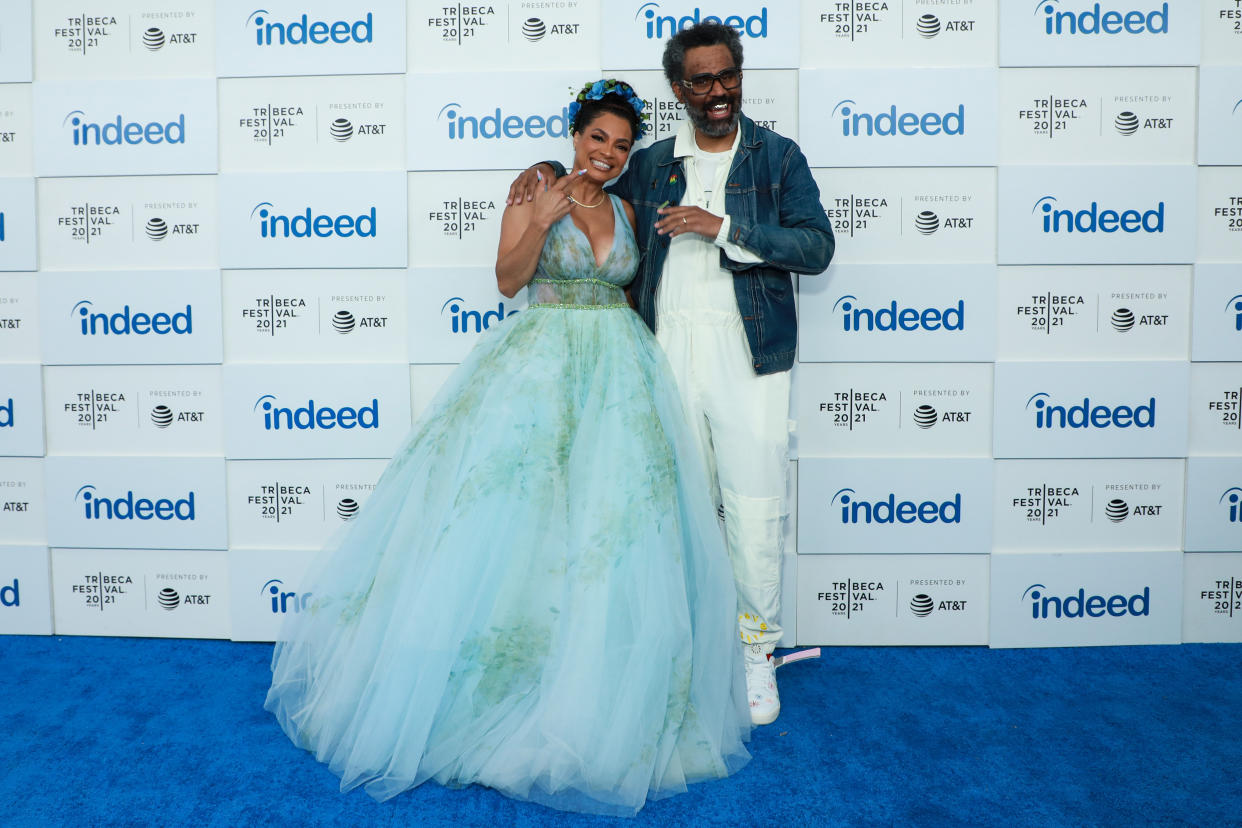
[750, 703, 780, 726]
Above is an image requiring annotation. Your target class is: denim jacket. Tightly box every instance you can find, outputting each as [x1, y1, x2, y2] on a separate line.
[550, 113, 834, 374]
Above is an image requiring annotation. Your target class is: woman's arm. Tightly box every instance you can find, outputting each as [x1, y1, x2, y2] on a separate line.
[495, 172, 578, 298]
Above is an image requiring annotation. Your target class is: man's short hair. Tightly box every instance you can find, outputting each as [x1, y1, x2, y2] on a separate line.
[662, 21, 744, 89]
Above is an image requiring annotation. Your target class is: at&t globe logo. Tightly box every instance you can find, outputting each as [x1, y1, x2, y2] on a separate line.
[76, 484, 196, 521]
[254, 394, 380, 431]
[251, 202, 376, 239]
[247, 10, 374, 46]
[73, 300, 193, 336]
[1022, 583, 1150, 619]
[1038, 1, 1170, 36]
[832, 100, 965, 137]
[438, 102, 570, 141]
[1026, 392, 1156, 429]
[441, 297, 518, 333]
[830, 487, 962, 525]
[63, 110, 186, 146]
[1032, 196, 1164, 234]
[832, 295, 965, 333]
[637, 3, 769, 38]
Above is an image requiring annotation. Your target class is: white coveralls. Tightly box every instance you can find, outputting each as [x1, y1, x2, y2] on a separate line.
[654, 122, 790, 653]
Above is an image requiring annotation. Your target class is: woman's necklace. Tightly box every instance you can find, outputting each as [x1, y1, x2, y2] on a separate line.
[567, 189, 606, 209]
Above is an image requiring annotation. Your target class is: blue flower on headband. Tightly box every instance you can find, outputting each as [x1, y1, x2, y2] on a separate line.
[568, 78, 650, 139]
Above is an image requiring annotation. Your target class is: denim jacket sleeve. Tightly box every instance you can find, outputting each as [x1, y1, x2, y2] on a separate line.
[721, 142, 835, 276]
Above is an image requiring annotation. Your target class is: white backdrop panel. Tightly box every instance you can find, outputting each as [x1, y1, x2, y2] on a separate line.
[1190, 264, 1242, 362]
[1197, 65, 1242, 164]
[799, 0, 997, 67]
[992, 458, 1186, 550]
[0, 2, 33, 83]
[38, 269, 223, 366]
[0, 545, 50, 635]
[995, 265, 1192, 361]
[408, 267, 528, 364]
[989, 548, 1184, 648]
[1182, 552, 1242, 643]
[998, 165, 1197, 264]
[798, 457, 995, 555]
[993, 360, 1191, 458]
[800, 68, 998, 168]
[214, 0, 406, 78]
[228, 546, 314, 641]
[998, 0, 1201, 67]
[0, 177, 37, 272]
[51, 547, 228, 638]
[998, 67, 1197, 164]
[1200, 0, 1242, 63]
[0, 458, 45, 545]
[42, 365, 222, 456]
[799, 263, 997, 364]
[37, 175, 217, 270]
[0, 362, 43, 456]
[44, 456, 227, 550]
[600, 2, 799, 70]
[797, 554, 990, 646]
[408, 171, 512, 268]
[812, 167, 996, 264]
[1183, 456, 1242, 551]
[0, 273, 38, 362]
[1189, 363, 1242, 454]
[0, 83, 34, 177]
[409, 2, 601, 72]
[1197, 166, 1242, 260]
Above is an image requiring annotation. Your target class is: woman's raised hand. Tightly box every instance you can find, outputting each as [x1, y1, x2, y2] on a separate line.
[506, 162, 559, 206]
[529, 169, 583, 229]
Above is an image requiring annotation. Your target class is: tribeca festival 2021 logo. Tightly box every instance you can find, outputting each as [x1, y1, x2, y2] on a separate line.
[70, 571, 134, 612]
[441, 296, 518, 333]
[250, 201, 377, 239]
[830, 487, 963, 525]
[424, 5, 498, 44]
[636, 3, 770, 38]
[247, 479, 311, 523]
[1036, 1, 1170, 36]
[253, 394, 380, 431]
[62, 109, 187, 147]
[72, 299, 193, 336]
[247, 9, 375, 46]
[1032, 195, 1165, 234]
[815, 579, 884, 620]
[1022, 582, 1150, 620]
[832, 99, 965, 137]
[262, 578, 312, 614]
[75, 484, 196, 522]
[1025, 392, 1156, 429]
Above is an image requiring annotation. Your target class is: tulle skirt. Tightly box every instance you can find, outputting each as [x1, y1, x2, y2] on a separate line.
[265, 303, 752, 816]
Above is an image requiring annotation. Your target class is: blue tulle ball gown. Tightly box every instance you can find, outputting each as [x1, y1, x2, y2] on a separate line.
[265, 195, 752, 816]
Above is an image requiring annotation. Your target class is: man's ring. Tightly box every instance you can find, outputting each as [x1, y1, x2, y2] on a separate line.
[682, 216, 688, 225]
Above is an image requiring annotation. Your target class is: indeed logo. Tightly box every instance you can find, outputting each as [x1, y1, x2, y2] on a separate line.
[830, 487, 962, 525]
[833, 295, 964, 332]
[0, 211, 5, 242]
[76, 484, 196, 521]
[1039, 2, 1169, 35]
[438, 103, 570, 140]
[1228, 295, 1242, 332]
[1222, 487, 1242, 524]
[441, 297, 518, 333]
[1026, 392, 1156, 429]
[0, 398, 11, 428]
[251, 202, 376, 239]
[1033, 196, 1165, 234]
[1023, 583, 1150, 619]
[248, 10, 373, 45]
[73, 300, 193, 336]
[831, 100, 964, 137]
[637, 3, 768, 38]
[262, 579, 312, 614]
[254, 394, 379, 430]
[1, 578, 17, 607]
[63, 110, 186, 146]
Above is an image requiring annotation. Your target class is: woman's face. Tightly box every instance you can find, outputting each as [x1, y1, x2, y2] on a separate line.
[571, 111, 634, 185]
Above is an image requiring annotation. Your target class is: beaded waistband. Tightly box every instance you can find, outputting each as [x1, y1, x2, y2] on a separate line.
[527, 278, 628, 310]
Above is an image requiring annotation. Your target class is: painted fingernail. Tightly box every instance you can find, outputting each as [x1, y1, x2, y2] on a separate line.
[577, 169, 587, 175]
[536, 170, 543, 181]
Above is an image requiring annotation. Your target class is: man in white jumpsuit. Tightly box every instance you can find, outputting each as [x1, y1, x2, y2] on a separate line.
[513, 22, 835, 725]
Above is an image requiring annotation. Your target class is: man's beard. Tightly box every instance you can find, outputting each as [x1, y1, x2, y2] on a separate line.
[684, 93, 741, 138]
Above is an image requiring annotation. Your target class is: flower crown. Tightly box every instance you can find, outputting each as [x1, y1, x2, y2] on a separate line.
[567, 78, 649, 139]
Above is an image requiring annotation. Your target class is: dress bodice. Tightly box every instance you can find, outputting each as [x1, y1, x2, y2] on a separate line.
[528, 195, 637, 309]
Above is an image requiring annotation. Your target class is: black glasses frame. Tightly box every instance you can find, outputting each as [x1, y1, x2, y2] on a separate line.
[679, 68, 743, 95]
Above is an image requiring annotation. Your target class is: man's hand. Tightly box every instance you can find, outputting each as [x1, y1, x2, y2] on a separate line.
[655, 205, 724, 240]
[506, 163, 558, 206]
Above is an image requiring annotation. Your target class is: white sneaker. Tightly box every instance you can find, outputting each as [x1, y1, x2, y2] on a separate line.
[744, 646, 780, 725]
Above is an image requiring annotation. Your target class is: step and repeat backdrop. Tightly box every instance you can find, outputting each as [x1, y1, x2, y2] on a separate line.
[0, 0, 1238, 648]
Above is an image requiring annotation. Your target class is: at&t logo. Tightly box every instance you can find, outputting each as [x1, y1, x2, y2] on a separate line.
[251, 202, 377, 239]
[63, 110, 186, 146]
[831, 487, 962, 525]
[1222, 487, 1242, 525]
[1039, 1, 1169, 35]
[441, 297, 518, 333]
[1026, 392, 1156, 429]
[1033, 196, 1165, 234]
[262, 578, 312, 614]
[438, 103, 570, 140]
[832, 100, 965, 137]
[833, 295, 965, 332]
[248, 10, 374, 45]
[254, 394, 380, 431]
[73, 300, 193, 336]
[76, 484, 196, 521]
[1022, 583, 1150, 619]
[637, 3, 769, 38]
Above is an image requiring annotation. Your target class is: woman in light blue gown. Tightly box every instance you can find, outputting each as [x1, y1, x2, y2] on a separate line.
[265, 79, 752, 816]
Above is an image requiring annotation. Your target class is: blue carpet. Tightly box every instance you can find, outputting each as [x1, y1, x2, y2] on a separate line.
[2, 635, 1238, 826]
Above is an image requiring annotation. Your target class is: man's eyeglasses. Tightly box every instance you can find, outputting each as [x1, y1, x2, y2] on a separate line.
[679, 68, 743, 95]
